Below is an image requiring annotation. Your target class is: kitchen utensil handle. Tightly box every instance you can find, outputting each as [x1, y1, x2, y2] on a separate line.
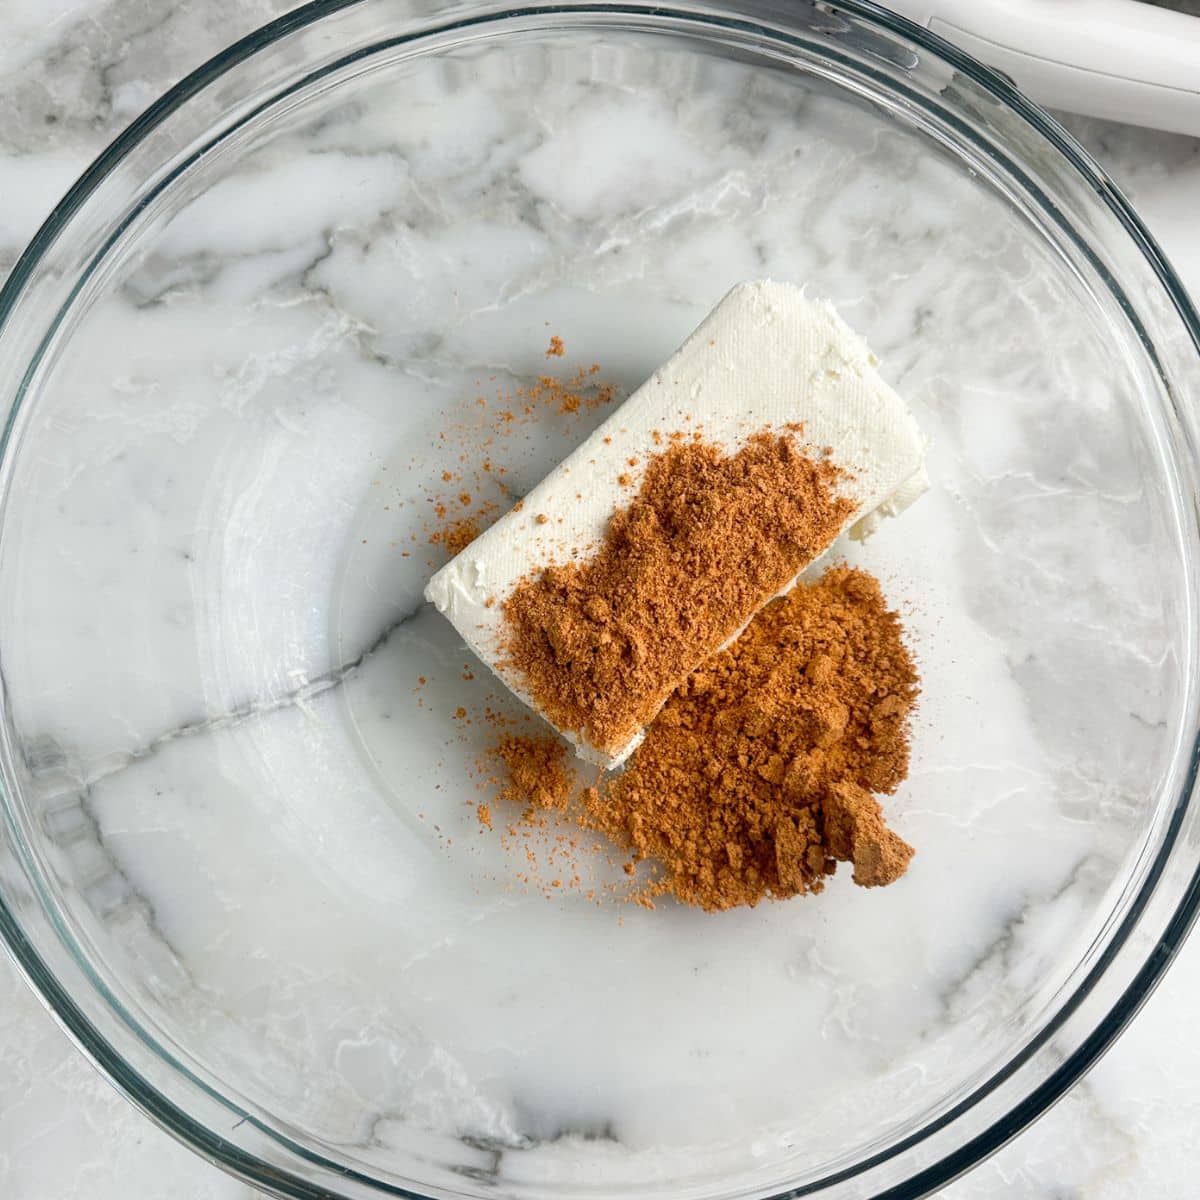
[885, 0, 1200, 136]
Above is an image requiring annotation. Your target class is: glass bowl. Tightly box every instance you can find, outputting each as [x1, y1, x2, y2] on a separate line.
[1, 1, 1199, 1197]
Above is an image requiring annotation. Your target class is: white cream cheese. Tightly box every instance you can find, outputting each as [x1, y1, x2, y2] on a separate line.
[425, 280, 928, 768]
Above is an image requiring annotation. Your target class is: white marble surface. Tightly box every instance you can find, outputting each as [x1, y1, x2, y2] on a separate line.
[1, 2, 1199, 1198]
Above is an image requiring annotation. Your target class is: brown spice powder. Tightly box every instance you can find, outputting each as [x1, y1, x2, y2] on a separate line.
[585, 566, 917, 909]
[490, 734, 575, 812]
[429, 516, 482, 556]
[502, 432, 855, 756]
[487, 566, 917, 911]
[524, 370, 617, 415]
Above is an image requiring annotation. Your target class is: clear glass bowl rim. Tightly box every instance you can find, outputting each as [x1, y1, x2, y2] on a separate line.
[0, 1, 1199, 1198]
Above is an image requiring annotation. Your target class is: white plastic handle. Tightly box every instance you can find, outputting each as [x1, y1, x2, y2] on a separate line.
[885, 0, 1200, 136]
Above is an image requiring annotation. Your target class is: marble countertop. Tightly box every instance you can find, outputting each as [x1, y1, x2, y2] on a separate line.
[2, 2, 1199, 1198]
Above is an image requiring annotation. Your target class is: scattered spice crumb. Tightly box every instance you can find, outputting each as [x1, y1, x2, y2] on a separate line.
[418, 358, 618, 558]
[546, 335, 565, 358]
[489, 735, 575, 811]
[429, 516, 481, 556]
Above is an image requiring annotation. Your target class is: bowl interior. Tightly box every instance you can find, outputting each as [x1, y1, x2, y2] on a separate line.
[0, 7, 1195, 1199]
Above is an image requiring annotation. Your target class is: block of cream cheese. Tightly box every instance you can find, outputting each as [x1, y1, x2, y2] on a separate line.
[425, 280, 927, 768]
